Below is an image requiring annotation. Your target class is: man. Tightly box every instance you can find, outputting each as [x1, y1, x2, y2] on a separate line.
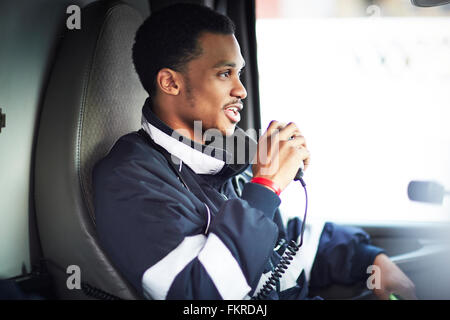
[93, 3, 416, 300]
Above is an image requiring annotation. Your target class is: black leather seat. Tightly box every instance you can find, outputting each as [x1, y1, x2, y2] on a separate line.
[34, 0, 147, 299]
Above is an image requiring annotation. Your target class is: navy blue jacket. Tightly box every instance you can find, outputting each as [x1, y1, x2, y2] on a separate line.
[93, 99, 384, 300]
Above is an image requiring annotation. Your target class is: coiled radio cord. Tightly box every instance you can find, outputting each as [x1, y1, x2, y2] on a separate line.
[252, 177, 308, 300]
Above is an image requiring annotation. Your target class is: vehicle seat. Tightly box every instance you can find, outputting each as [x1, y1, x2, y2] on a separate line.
[34, 0, 147, 299]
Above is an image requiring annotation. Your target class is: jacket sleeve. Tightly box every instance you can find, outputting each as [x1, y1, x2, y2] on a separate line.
[93, 151, 280, 300]
[308, 222, 385, 288]
[273, 213, 385, 290]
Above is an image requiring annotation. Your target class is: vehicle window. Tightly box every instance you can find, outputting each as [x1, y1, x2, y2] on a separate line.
[255, 0, 450, 223]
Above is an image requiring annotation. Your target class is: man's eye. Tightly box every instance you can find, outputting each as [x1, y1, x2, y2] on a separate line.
[219, 70, 231, 78]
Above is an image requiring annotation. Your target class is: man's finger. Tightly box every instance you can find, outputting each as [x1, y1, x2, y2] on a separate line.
[265, 120, 286, 136]
[303, 153, 311, 170]
[373, 288, 391, 300]
[286, 135, 306, 148]
[279, 122, 302, 141]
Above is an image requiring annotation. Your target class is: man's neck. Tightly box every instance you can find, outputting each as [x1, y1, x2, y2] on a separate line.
[152, 97, 203, 144]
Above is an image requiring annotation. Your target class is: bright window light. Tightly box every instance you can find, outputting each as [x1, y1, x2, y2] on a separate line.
[256, 0, 450, 223]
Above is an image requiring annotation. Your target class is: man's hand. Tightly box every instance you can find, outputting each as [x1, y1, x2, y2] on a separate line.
[252, 121, 310, 192]
[372, 253, 418, 300]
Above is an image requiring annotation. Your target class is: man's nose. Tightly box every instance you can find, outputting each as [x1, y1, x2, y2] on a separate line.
[232, 78, 247, 100]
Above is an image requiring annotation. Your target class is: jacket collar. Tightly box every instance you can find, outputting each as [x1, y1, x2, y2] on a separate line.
[141, 98, 256, 177]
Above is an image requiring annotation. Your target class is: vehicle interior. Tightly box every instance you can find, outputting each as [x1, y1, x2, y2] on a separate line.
[1, 0, 450, 300]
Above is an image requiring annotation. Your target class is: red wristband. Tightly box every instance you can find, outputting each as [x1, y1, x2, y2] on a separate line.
[250, 177, 282, 196]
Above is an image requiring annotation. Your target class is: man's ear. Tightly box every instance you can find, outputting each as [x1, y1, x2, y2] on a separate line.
[156, 68, 181, 95]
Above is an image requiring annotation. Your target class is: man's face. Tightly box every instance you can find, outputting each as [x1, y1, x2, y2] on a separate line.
[177, 32, 247, 137]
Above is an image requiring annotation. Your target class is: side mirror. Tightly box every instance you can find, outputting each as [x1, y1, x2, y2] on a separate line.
[411, 0, 450, 7]
[408, 180, 448, 205]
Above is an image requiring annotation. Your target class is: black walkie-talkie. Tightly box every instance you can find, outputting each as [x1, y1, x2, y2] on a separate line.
[294, 161, 305, 183]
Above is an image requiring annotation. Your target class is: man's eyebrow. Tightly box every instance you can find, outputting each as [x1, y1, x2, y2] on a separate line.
[213, 60, 246, 69]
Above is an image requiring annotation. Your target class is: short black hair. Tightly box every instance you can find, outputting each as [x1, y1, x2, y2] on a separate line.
[132, 3, 236, 96]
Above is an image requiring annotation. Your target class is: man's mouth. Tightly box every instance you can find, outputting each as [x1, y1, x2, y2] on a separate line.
[223, 104, 242, 124]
